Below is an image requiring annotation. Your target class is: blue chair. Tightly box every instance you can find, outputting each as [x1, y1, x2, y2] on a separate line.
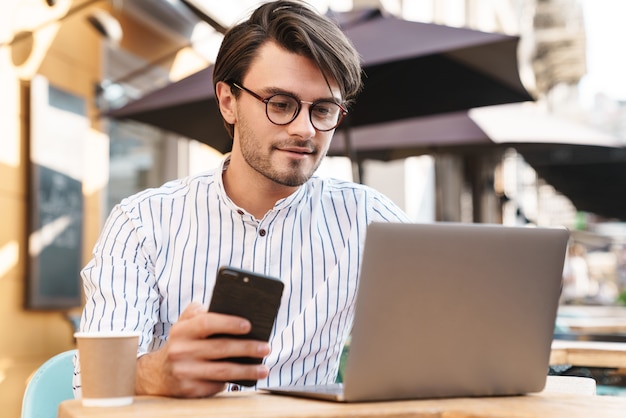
[21, 349, 77, 418]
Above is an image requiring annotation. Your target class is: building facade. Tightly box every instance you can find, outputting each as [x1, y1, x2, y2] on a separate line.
[0, 0, 598, 416]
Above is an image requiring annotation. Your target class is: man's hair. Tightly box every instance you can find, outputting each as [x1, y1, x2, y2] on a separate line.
[213, 0, 363, 138]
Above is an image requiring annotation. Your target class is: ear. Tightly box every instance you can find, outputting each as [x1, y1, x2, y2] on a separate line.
[215, 81, 237, 124]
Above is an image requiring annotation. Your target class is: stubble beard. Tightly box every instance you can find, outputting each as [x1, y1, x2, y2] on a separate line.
[237, 117, 325, 187]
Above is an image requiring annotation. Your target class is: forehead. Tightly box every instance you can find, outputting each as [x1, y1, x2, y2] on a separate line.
[243, 41, 342, 99]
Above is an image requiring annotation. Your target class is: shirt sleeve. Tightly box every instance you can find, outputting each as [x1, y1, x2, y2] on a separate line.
[73, 202, 160, 397]
[366, 188, 413, 224]
[80, 201, 160, 344]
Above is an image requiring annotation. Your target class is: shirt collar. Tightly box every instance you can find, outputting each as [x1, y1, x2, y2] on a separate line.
[216, 155, 308, 217]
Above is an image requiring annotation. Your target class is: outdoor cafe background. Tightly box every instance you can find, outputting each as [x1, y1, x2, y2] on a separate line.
[2, 0, 626, 417]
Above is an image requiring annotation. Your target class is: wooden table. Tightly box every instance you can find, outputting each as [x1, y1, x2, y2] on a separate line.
[58, 388, 626, 418]
[558, 306, 626, 319]
[551, 339, 626, 369]
[557, 306, 626, 334]
[557, 317, 626, 334]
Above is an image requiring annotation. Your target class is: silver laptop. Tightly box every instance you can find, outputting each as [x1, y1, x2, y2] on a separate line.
[265, 221, 569, 402]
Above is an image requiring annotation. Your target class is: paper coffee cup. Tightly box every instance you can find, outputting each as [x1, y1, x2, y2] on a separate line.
[74, 331, 141, 407]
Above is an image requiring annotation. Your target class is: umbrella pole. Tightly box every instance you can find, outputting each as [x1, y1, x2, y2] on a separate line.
[342, 126, 362, 184]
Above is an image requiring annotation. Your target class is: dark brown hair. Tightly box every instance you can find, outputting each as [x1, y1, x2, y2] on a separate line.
[213, 0, 362, 138]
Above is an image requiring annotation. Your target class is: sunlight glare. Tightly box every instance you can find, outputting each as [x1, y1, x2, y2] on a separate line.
[0, 241, 19, 281]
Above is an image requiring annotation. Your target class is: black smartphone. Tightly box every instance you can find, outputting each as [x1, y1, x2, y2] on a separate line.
[207, 266, 284, 386]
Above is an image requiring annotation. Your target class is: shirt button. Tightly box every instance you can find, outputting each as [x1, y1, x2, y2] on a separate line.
[237, 209, 244, 216]
[259, 229, 266, 237]
[231, 384, 240, 391]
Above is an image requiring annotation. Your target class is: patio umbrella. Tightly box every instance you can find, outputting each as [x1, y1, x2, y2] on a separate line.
[336, 9, 532, 127]
[326, 102, 626, 221]
[520, 144, 626, 221]
[105, 66, 232, 153]
[452, 105, 626, 221]
[328, 102, 622, 160]
[105, 9, 532, 153]
[437, 103, 626, 221]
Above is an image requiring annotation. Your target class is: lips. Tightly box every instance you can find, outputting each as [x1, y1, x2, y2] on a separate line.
[276, 144, 315, 155]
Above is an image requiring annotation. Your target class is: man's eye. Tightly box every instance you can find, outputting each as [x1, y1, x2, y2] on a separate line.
[269, 97, 296, 113]
[313, 103, 338, 118]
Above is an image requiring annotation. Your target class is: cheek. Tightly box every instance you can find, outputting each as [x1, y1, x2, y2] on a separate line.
[319, 132, 335, 152]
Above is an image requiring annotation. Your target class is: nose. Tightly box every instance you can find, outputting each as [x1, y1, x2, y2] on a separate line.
[287, 104, 316, 138]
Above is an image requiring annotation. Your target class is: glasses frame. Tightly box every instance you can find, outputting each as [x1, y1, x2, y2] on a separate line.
[229, 81, 348, 132]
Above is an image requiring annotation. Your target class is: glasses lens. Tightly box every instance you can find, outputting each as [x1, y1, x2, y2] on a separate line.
[311, 102, 343, 131]
[264, 93, 345, 131]
[266, 95, 299, 125]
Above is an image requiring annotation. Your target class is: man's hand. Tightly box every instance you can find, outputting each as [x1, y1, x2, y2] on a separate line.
[135, 302, 271, 398]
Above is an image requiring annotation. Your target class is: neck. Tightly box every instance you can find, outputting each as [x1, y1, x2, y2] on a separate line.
[222, 157, 298, 220]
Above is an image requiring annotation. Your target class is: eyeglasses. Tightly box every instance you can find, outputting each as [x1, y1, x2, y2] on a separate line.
[229, 82, 348, 131]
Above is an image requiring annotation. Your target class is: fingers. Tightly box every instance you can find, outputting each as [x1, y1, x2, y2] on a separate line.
[167, 336, 270, 363]
[209, 337, 270, 360]
[142, 342, 270, 397]
[137, 338, 270, 397]
[137, 349, 229, 398]
[200, 312, 252, 338]
[171, 360, 269, 390]
[171, 379, 228, 398]
[172, 306, 252, 341]
[135, 303, 271, 397]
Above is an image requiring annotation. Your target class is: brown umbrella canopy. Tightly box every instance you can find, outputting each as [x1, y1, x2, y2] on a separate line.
[327, 103, 626, 221]
[105, 9, 532, 153]
[520, 145, 626, 221]
[106, 66, 230, 153]
[329, 103, 622, 159]
[336, 9, 532, 127]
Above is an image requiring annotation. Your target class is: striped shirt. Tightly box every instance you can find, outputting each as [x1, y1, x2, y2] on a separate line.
[75, 157, 410, 394]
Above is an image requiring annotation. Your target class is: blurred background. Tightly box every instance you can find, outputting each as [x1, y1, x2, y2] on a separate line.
[2, 0, 626, 415]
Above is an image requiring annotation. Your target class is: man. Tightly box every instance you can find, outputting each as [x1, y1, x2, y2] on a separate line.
[75, 0, 410, 398]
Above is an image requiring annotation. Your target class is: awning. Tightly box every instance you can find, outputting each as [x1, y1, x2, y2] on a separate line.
[105, 9, 532, 152]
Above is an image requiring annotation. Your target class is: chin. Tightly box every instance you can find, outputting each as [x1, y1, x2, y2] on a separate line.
[275, 174, 310, 187]
[271, 168, 314, 187]
[284, 161, 317, 182]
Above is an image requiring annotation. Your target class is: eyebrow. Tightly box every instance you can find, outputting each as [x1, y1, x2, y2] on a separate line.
[263, 86, 343, 104]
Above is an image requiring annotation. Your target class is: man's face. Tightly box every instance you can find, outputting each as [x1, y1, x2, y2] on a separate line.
[228, 42, 343, 187]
